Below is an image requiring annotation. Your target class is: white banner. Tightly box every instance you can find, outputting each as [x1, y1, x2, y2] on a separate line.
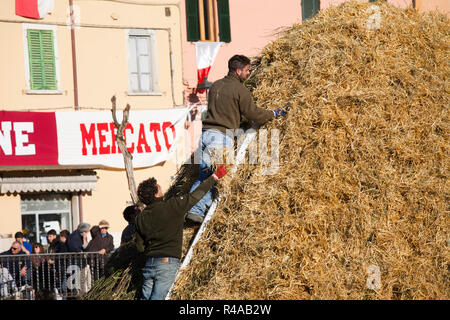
[55, 108, 189, 168]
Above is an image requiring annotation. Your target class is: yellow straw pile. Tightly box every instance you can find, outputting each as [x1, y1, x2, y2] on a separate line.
[171, 1, 449, 299]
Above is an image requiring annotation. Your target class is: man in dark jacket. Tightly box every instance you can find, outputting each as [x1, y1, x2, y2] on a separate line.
[86, 220, 114, 255]
[86, 221, 114, 277]
[186, 54, 288, 224]
[121, 205, 141, 245]
[46, 229, 60, 253]
[135, 164, 228, 300]
[56, 230, 70, 253]
[66, 222, 90, 252]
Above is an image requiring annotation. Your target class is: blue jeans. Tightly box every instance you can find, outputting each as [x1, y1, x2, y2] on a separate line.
[141, 257, 180, 300]
[189, 129, 234, 217]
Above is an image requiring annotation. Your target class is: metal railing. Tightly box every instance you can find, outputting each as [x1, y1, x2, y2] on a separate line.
[0, 252, 106, 300]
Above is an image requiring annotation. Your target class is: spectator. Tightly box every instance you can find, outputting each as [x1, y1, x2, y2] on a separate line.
[46, 229, 60, 253]
[0, 241, 29, 288]
[56, 230, 70, 253]
[30, 243, 55, 299]
[31, 243, 44, 254]
[87, 220, 114, 267]
[121, 205, 141, 245]
[54, 229, 70, 296]
[14, 232, 31, 254]
[83, 220, 113, 290]
[67, 222, 90, 252]
[66, 223, 91, 294]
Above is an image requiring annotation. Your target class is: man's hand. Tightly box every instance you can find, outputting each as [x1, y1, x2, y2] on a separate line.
[20, 243, 30, 255]
[212, 164, 227, 180]
[82, 232, 88, 245]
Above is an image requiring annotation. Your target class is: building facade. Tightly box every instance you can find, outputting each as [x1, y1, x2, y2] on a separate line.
[0, 0, 186, 250]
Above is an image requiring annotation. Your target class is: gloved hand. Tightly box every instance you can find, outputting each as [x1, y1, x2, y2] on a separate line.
[213, 164, 227, 179]
[273, 103, 290, 117]
[273, 108, 288, 117]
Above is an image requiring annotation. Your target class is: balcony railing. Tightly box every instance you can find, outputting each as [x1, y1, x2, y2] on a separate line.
[0, 252, 106, 300]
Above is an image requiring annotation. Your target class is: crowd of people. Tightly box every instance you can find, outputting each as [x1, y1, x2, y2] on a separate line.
[1, 219, 115, 257]
[0, 220, 115, 299]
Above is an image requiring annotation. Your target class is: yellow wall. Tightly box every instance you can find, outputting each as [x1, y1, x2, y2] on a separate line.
[416, 0, 450, 14]
[0, 0, 185, 249]
[0, 0, 183, 110]
[0, 194, 21, 236]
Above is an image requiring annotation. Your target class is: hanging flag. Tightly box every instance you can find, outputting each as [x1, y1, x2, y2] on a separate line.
[15, 0, 54, 19]
[195, 42, 223, 93]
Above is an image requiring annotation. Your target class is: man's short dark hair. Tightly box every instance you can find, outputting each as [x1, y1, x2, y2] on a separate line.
[14, 232, 24, 239]
[60, 230, 70, 238]
[123, 205, 141, 223]
[47, 229, 57, 236]
[228, 55, 251, 73]
[137, 177, 159, 206]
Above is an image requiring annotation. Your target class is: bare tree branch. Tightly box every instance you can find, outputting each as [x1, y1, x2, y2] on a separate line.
[110, 95, 143, 208]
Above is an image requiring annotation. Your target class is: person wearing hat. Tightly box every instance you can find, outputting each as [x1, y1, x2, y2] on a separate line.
[86, 220, 114, 256]
[66, 222, 91, 252]
[86, 220, 114, 279]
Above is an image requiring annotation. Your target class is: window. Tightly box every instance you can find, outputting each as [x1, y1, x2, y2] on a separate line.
[302, 0, 320, 21]
[127, 30, 160, 95]
[23, 24, 60, 93]
[21, 194, 72, 245]
[186, 0, 231, 42]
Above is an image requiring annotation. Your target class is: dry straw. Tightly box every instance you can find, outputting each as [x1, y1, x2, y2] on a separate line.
[83, 1, 449, 300]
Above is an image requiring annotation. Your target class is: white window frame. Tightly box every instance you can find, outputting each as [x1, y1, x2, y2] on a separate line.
[20, 193, 72, 245]
[22, 23, 62, 95]
[126, 29, 161, 96]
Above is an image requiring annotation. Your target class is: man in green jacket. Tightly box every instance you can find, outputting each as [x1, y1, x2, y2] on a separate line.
[135, 164, 227, 300]
[186, 54, 289, 224]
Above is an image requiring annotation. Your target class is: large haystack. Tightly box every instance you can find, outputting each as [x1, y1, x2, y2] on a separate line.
[84, 1, 449, 300]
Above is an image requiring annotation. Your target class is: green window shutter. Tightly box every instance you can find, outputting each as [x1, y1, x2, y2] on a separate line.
[302, 0, 320, 21]
[27, 30, 44, 90]
[27, 29, 57, 90]
[186, 0, 200, 42]
[217, 0, 231, 42]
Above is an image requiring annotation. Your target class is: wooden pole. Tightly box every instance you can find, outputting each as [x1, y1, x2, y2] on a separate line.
[198, 0, 206, 40]
[207, 0, 215, 41]
[212, 0, 219, 41]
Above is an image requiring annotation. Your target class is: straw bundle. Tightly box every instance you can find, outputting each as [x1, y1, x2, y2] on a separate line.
[83, 1, 449, 300]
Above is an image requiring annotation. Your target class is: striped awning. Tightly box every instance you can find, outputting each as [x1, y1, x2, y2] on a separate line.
[0, 173, 97, 193]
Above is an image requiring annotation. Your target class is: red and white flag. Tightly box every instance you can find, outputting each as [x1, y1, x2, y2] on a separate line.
[196, 42, 222, 92]
[15, 0, 54, 19]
